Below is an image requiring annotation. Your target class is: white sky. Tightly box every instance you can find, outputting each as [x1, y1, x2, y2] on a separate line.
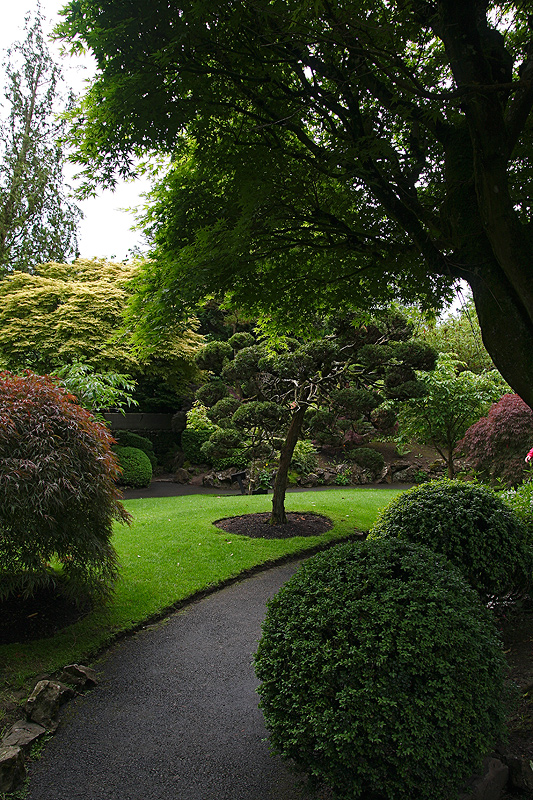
[0, 0, 150, 262]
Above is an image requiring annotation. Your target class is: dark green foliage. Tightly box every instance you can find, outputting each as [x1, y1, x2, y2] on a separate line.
[212, 450, 250, 471]
[195, 340, 232, 373]
[329, 387, 382, 416]
[0, 372, 128, 602]
[221, 345, 264, 383]
[255, 538, 506, 800]
[115, 430, 157, 467]
[207, 396, 241, 424]
[347, 447, 385, 477]
[201, 427, 254, 467]
[181, 428, 213, 464]
[114, 446, 152, 487]
[232, 401, 288, 431]
[228, 332, 255, 351]
[370, 479, 533, 599]
[139, 429, 182, 466]
[195, 380, 229, 407]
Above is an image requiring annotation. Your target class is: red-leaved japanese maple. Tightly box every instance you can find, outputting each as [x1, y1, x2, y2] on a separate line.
[457, 394, 533, 486]
[0, 371, 130, 602]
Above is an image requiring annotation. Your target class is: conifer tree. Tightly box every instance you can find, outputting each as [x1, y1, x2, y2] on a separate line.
[0, 10, 80, 274]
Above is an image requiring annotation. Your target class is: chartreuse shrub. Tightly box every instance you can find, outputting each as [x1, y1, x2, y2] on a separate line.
[114, 446, 152, 487]
[0, 371, 129, 602]
[369, 479, 533, 599]
[255, 539, 507, 800]
[181, 400, 217, 463]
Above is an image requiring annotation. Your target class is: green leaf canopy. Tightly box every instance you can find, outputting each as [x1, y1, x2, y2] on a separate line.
[57, 0, 533, 405]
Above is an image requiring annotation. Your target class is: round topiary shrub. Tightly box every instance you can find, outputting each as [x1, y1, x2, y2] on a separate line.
[115, 430, 157, 467]
[369, 479, 533, 599]
[0, 372, 129, 602]
[346, 446, 385, 477]
[255, 539, 507, 800]
[114, 446, 153, 487]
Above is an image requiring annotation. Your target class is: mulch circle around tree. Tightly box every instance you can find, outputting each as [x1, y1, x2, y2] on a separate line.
[214, 511, 333, 539]
[0, 586, 91, 646]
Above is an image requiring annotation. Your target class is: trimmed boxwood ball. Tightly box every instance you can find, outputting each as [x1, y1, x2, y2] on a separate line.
[369, 479, 533, 599]
[254, 539, 507, 800]
[114, 446, 153, 487]
[115, 430, 157, 467]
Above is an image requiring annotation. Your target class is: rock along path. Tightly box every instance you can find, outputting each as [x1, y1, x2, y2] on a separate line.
[26, 560, 327, 800]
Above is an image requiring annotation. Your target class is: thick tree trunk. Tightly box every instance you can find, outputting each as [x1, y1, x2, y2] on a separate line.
[438, 124, 533, 411]
[270, 406, 306, 525]
[436, 2, 533, 409]
[469, 270, 533, 410]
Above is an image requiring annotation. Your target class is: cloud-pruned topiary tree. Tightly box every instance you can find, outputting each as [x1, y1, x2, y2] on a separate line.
[195, 312, 435, 523]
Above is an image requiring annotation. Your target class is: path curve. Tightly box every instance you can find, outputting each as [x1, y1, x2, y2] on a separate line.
[27, 560, 324, 800]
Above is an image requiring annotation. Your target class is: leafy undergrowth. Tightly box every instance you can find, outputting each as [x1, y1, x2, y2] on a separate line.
[0, 488, 400, 733]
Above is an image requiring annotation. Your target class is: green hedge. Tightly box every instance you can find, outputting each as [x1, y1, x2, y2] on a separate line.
[346, 446, 385, 477]
[181, 428, 213, 464]
[255, 538, 506, 800]
[114, 446, 153, 488]
[115, 431, 157, 467]
[369, 479, 533, 599]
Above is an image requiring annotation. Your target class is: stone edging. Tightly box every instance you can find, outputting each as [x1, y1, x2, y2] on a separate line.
[0, 665, 97, 793]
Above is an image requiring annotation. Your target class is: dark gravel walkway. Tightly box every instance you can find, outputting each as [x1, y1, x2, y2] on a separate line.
[26, 560, 326, 800]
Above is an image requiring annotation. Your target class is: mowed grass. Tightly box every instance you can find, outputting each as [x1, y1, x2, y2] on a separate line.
[0, 488, 401, 710]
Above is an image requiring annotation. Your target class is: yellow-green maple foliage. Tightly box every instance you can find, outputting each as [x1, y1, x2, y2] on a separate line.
[0, 258, 203, 388]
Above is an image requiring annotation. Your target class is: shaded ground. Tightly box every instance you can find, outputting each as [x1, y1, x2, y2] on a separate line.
[498, 602, 533, 765]
[0, 587, 90, 646]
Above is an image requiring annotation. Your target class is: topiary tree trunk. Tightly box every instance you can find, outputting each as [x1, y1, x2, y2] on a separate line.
[270, 407, 306, 525]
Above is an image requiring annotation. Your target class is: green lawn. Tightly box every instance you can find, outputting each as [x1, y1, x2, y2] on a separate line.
[0, 488, 401, 717]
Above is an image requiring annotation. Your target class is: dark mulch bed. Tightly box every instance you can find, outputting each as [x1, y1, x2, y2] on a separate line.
[0, 586, 91, 646]
[214, 511, 333, 539]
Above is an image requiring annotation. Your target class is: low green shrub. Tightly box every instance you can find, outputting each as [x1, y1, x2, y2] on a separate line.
[212, 450, 249, 471]
[181, 428, 213, 464]
[255, 538, 507, 800]
[346, 446, 385, 477]
[369, 479, 533, 599]
[115, 431, 157, 467]
[114, 446, 153, 487]
[290, 439, 319, 474]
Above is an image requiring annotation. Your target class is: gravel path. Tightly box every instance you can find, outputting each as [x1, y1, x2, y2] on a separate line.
[26, 560, 325, 800]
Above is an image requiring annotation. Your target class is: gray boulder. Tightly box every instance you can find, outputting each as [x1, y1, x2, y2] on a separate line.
[0, 745, 25, 793]
[25, 680, 74, 730]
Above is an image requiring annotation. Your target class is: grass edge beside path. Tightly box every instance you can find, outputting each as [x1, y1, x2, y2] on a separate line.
[0, 488, 402, 725]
